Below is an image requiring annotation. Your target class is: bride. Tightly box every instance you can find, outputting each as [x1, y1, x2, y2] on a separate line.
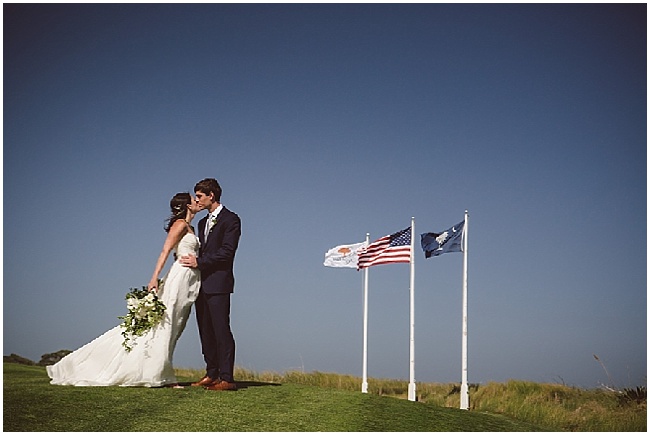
[47, 193, 201, 387]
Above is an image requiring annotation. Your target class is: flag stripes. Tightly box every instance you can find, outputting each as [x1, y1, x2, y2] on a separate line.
[358, 227, 411, 269]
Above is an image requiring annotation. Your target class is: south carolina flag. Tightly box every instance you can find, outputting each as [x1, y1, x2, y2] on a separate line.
[421, 220, 465, 258]
[324, 241, 368, 268]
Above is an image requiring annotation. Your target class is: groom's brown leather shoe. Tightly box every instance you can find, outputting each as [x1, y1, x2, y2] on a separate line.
[205, 380, 238, 391]
[191, 376, 217, 387]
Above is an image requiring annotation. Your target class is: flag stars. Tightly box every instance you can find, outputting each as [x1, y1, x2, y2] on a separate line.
[390, 229, 411, 247]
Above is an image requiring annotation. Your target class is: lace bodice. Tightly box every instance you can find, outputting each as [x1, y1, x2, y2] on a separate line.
[175, 233, 199, 258]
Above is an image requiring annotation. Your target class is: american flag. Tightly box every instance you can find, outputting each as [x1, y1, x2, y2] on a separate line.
[357, 227, 412, 269]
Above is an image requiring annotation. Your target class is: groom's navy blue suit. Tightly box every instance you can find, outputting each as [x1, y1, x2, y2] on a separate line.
[196, 206, 241, 383]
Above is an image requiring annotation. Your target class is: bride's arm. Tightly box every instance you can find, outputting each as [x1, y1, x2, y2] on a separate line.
[148, 220, 187, 292]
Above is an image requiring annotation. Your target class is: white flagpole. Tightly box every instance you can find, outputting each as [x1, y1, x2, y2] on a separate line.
[460, 210, 470, 410]
[361, 233, 370, 394]
[408, 217, 417, 401]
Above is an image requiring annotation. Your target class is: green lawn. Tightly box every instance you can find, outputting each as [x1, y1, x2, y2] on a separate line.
[4, 363, 546, 432]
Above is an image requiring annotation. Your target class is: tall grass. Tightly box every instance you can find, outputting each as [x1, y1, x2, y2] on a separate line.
[470, 380, 646, 432]
[174, 367, 647, 432]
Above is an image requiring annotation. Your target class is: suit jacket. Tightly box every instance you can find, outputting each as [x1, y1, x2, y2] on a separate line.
[197, 207, 241, 294]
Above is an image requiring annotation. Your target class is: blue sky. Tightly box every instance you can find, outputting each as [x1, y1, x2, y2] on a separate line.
[4, 3, 646, 389]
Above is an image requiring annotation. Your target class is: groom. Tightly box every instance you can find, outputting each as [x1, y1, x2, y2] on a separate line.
[180, 178, 241, 391]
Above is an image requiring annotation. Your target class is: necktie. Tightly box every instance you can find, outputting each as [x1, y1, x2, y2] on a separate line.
[205, 214, 212, 239]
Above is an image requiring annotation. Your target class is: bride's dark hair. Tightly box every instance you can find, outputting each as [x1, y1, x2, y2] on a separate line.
[165, 192, 192, 233]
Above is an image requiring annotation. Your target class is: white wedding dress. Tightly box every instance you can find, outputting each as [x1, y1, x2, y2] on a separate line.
[47, 233, 201, 387]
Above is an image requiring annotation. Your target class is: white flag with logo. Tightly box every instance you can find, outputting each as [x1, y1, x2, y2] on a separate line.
[324, 241, 368, 269]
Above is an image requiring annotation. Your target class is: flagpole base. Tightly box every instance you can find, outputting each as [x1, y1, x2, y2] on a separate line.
[361, 381, 368, 393]
[408, 382, 417, 401]
[460, 383, 469, 410]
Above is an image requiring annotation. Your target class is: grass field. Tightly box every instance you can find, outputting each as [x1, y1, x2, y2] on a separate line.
[4, 363, 546, 432]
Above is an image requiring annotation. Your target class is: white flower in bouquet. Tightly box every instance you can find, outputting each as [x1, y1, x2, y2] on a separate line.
[127, 298, 139, 311]
[135, 307, 148, 320]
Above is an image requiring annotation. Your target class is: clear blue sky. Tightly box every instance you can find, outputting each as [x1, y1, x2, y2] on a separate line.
[4, 3, 646, 389]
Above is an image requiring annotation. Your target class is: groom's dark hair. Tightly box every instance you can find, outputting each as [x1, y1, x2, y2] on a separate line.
[195, 178, 222, 202]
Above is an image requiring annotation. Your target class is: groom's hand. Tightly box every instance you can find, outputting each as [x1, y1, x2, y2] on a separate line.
[179, 254, 198, 268]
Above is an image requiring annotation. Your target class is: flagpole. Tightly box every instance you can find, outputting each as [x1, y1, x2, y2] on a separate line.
[460, 210, 470, 410]
[361, 233, 370, 394]
[408, 217, 417, 402]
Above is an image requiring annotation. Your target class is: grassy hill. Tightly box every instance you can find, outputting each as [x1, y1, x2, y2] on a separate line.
[4, 363, 545, 432]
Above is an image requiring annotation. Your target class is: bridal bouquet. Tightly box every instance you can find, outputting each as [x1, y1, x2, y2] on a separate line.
[118, 285, 166, 352]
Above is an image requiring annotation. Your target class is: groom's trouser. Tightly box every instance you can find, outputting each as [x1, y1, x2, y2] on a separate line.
[196, 291, 236, 383]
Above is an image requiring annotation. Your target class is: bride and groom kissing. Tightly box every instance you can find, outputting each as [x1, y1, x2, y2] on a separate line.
[47, 178, 241, 390]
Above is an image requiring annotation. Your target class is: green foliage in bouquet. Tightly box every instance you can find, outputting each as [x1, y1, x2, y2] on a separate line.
[118, 284, 166, 352]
